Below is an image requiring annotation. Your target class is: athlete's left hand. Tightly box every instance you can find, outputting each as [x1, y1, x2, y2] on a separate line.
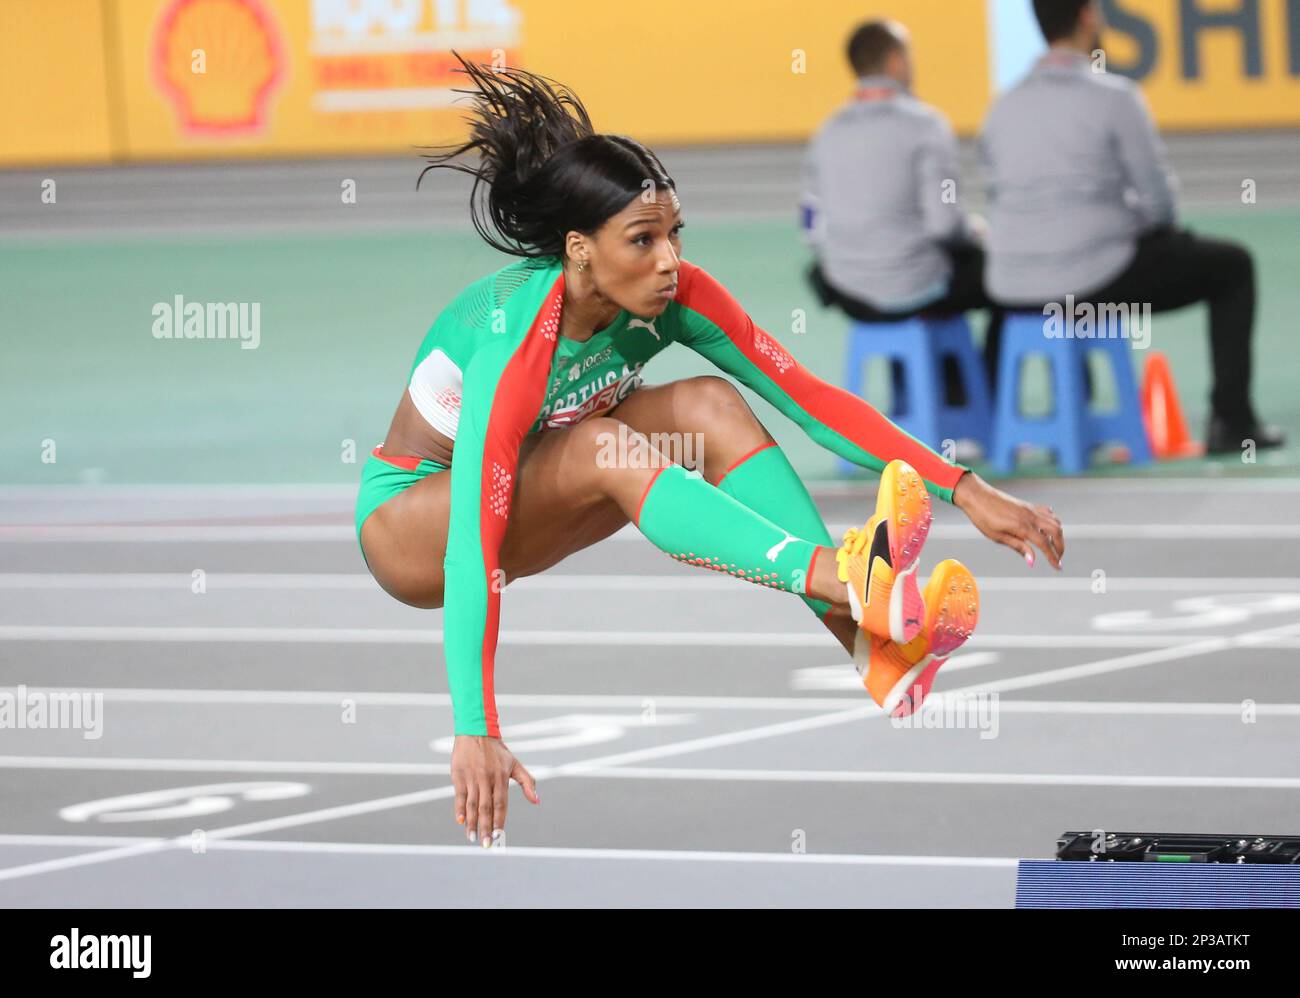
[952, 471, 1064, 570]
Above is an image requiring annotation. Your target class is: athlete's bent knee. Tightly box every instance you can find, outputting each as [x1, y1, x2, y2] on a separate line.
[679, 375, 755, 431]
[685, 375, 746, 411]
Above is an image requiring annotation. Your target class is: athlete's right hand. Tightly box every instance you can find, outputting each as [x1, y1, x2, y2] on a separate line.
[952, 470, 1065, 570]
[450, 734, 539, 847]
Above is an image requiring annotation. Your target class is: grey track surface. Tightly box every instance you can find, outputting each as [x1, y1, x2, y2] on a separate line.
[1, 477, 1298, 907]
[2, 132, 1298, 237]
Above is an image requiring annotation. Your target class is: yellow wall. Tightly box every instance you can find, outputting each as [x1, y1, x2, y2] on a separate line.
[0, 0, 115, 164]
[2, 0, 1297, 166]
[517, 0, 992, 143]
[110, 0, 983, 159]
[1105, 0, 1300, 129]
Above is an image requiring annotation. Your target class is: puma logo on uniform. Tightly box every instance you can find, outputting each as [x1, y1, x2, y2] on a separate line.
[628, 318, 661, 341]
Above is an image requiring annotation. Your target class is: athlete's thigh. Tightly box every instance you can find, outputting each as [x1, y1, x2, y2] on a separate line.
[609, 378, 769, 479]
[360, 468, 453, 609]
[362, 418, 629, 607]
[498, 419, 630, 580]
[604, 380, 686, 433]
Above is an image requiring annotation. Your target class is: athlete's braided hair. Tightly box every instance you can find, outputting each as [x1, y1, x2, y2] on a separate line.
[419, 51, 675, 259]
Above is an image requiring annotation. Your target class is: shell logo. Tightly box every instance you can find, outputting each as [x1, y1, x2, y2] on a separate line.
[153, 0, 284, 134]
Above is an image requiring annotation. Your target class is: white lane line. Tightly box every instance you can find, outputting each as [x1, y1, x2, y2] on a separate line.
[158, 786, 462, 843]
[0, 692, 1138, 885]
[5, 572, 1300, 593]
[0, 486, 360, 501]
[0, 477, 1295, 502]
[0, 687, 865, 709]
[0, 705, 883, 884]
[0, 840, 186, 883]
[816, 478, 1300, 494]
[0, 834, 1018, 868]
[958, 577, 1300, 593]
[4, 523, 1300, 542]
[5, 693, 1298, 778]
[0, 785, 459, 884]
[549, 705, 877, 773]
[6, 687, 1300, 715]
[0, 626, 1204, 648]
[0, 573, 384, 590]
[573, 768, 1300, 789]
[0, 833, 161, 848]
[0, 626, 831, 646]
[3, 621, 1295, 883]
[2, 478, 1289, 506]
[778, 524, 1300, 542]
[0, 526, 353, 542]
[0, 756, 449, 775]
[942, 619, 1300, 699]
[1, 692, 1295, 777]
[206, 840, 1021, 867]
[535, 620, 1300, 774]
[988, 700, 1300, 716]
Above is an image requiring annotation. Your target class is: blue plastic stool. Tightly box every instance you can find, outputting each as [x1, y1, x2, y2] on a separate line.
[838, 315, 993, 474]
[990, 310, 1153, 474]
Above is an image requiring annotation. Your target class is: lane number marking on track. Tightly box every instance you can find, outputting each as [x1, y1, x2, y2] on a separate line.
[1093, 593, 1300, 631]
[59, 781, 311, 823]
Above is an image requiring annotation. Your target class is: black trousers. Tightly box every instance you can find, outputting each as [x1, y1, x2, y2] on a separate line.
[807, 244, 1003, 405]
[992, 227, 1257, 427]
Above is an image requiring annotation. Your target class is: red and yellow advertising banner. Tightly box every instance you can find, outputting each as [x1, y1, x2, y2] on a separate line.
[110, 0, 989, 158]
[115, 0, 523, 157]
[1, 0, 1297, 166]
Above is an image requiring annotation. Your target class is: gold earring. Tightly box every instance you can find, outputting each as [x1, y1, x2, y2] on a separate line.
[577, 260, 588, 273]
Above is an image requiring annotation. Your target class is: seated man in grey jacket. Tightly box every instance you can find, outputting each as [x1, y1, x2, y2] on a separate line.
[980, 0, 1282, 453]
[803, 19, 1001, 404]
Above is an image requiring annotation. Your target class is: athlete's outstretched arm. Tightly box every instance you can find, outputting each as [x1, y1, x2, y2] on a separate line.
[443, 339, 543, 844]
[443, 342, 513, 738]
[670, 261, 1064, 567]
[672, 260, 966, 499]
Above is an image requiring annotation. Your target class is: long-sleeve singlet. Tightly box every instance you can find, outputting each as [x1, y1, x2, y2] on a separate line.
[404, 255, 968, 736]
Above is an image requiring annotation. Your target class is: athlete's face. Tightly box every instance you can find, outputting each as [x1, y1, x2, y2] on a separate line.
[588, 188, 683, 318]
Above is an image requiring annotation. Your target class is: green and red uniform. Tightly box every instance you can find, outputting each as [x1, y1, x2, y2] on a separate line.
[357, 255, 967, 736]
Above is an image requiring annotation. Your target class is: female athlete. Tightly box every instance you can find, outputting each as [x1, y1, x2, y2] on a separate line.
[356, 54, 1066, 847]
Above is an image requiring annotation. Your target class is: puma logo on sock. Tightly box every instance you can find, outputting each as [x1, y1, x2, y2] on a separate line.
[765, 533, 796, 562]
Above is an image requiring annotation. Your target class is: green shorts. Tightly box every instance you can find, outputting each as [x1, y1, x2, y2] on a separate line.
[355, 445, 450, 555]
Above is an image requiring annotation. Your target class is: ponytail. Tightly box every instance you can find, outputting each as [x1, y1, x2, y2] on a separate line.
[419, 51, 674, 259]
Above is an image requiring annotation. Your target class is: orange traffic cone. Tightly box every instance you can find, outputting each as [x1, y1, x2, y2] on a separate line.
[1141, 352, 1204, 459]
